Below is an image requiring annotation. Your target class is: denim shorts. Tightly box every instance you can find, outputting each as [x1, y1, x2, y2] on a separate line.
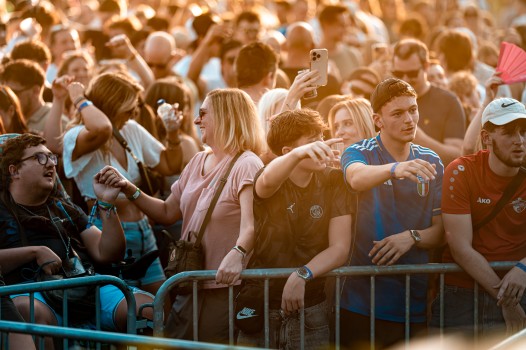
[93, 216, 165, 285]
[430, 284, 526, 337]
[11, 284, 153, 331]
[238, 300, 330, 349]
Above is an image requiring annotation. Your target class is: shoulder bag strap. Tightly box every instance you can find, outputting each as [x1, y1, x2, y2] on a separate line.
[473, 166, 526, 231]
[194, 152, 242, 248]
[112, 127, 141, 164]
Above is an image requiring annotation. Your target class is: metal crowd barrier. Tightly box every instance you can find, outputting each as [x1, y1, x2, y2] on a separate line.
[0, 320, 261, 350]
[152, 262, 518, 350]
[0, 275, 137, 349]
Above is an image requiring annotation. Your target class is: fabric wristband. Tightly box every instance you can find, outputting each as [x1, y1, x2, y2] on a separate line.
[127, 187, 141, 201]
[73, 95, 87, 107]
[516, 262, 526, 273]
[78, 100, 93, 112]
[390, 162, 400, 178]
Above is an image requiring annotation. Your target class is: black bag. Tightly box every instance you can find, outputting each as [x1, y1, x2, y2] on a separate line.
[113, 128, 163, 196]
[163, 153, 241, 294]
[234, 282, 264, 334]
[164, 236, 204, 295]
[38, 259, 97, 321]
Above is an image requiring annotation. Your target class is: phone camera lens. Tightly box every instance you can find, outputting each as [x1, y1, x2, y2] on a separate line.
[316, 54, 321, 58]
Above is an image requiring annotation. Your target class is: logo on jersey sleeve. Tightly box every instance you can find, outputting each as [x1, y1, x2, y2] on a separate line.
[417, 175, 429, 197]
[512, 198, 526, 213]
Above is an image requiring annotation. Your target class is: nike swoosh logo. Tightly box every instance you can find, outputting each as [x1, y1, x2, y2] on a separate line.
[502, 102, 517, 108]
[236, 313, 258, 320]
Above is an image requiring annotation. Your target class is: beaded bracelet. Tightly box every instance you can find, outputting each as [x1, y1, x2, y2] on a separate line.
[78, 100, 93, 113]
[86, 200, 117, 228]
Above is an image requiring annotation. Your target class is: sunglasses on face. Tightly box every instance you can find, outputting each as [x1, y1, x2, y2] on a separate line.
[392, 68, 421, 79]
[19, 152, 59, 166]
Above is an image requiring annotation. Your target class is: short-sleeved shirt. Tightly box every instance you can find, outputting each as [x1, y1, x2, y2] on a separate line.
[417, 85, 466, 143]
[63, 120, 164, 200]
[171, 150, 263, 288]
[340, 135, 444, 323]
[441, 150, 526, 288]
[248, 167, 355, 308]
[0, 198, 90, 285]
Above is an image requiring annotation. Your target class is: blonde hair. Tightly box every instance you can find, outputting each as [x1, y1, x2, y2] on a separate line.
[67, 72, 142, 131]
[207, 88, 266, 155]
[257, 88, 289, 135]
[328, 98, 376, 140]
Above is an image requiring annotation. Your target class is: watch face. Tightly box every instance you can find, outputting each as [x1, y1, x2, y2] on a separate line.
[296, 267, 312, 281]
[411, 230, 422, 242]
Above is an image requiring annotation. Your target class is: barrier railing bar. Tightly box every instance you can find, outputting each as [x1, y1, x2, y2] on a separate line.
[370, 275, 375, 350]
[0, 320, 262, 349]
[0, 275, 137, 334]
[335, 276, 341, 350]
[152, 262, 517, 339]
[474, 283, 479, 347]
[405, 274, 410, 348]
[193, 280, 199, 341]
[264, 278, 269, 349]
[490, 328, 526, 349]
[229, 285, 234, 346]
[439, 273, 444, 337]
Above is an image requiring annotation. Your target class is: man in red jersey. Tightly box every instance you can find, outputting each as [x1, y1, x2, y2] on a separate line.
[431, 97, 526, 338]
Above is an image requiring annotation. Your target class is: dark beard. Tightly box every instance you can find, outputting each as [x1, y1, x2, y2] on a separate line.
[492, 139, 524, 168]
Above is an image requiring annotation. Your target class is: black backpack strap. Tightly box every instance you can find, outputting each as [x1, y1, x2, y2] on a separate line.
[473, 166, 526, 231]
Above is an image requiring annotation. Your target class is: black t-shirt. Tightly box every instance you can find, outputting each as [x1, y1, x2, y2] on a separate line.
[249, 167, 355, 307]
[0, 196, 90, 285]
[417, 85, 466, 142]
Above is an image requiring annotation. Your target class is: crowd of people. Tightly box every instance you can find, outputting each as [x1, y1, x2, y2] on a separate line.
[0, 0, 525, 349]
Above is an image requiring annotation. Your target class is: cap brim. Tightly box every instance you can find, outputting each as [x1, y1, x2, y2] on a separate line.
[486, 113, 526, 125]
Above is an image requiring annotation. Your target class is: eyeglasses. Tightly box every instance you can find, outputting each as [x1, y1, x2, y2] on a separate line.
[392, 68, 421, 79]
[19, 152, 58, 166]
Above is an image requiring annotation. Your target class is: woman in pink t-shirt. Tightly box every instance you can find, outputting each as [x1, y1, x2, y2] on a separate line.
[101, 88, 265, 342]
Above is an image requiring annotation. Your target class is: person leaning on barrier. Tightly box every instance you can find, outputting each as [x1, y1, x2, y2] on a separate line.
[237, 109, 354, 349]
[98, 88, 265, 343]
[0, 134, 154, 348]
[339, 78, 445, 349]
[431, 98, 526, 338]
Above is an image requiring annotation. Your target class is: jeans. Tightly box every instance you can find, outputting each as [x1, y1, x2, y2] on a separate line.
[430, 284, 526, 337]
[238, 300, 329, 350]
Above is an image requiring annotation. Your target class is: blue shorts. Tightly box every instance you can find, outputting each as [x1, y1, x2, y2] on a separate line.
[93, 216, 165, 285]
[11, 284, 153, 331]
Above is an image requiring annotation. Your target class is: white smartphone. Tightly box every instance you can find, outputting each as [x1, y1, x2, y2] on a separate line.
[310, 48, 328, 86]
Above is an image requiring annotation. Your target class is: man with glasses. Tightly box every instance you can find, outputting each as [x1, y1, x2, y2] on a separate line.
[1, 59, 64, 134]
[143, 31, 179, 80]
[340, 78, 444, 349]
[0, 134, 153, 347]
[392, 39, 465, 165]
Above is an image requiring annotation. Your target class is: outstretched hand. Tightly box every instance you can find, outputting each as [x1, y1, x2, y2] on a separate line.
[52, 75, 74, 101]
[291, 138, 342, 167]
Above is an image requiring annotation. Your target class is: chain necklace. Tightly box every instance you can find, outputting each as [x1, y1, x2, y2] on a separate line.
[15, 201, 71, 259]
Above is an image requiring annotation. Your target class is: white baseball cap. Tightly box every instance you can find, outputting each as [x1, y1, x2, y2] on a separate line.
[481, 98, 526, 126]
